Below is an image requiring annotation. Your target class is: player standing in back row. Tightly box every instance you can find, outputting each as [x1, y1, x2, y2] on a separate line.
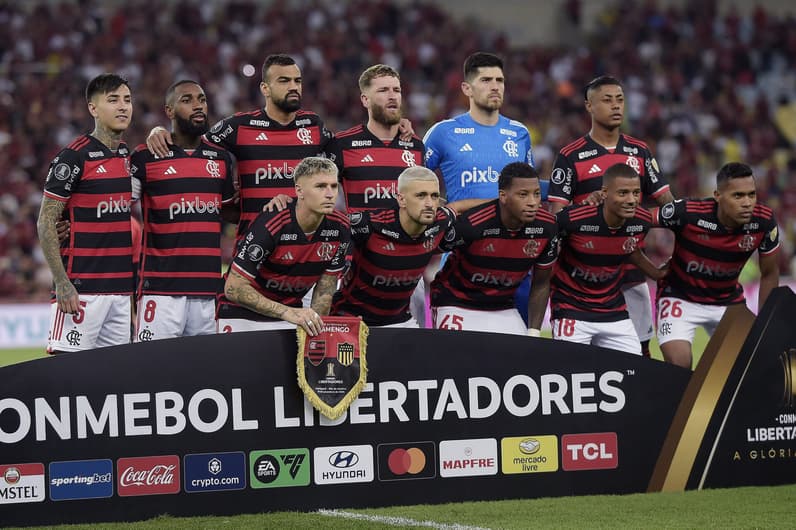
[131, 80, 235, 341]
[327, 64, 424, 213]
[424, 52, 534, 201]
[548, 75, 673, 356]
[38, 73, 135, 353]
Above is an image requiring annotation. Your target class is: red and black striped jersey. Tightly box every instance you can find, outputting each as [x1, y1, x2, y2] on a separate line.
[205, 108, 333, 236]
[431, 200, 559, 310]
[130, 140, 235, 297]
[332, 206, 456, 326]
[656, 198, 780, 305]
[222, 204, 350, 322]
[43, 134, 134, 295]
[326, 124, 424, 212]
[551, 204, 653, 322]
[548, 134, 669, 206]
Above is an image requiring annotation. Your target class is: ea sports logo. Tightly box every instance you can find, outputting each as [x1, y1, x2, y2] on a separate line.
[387, 447, 427, 475]
[254, 455, 279, 484]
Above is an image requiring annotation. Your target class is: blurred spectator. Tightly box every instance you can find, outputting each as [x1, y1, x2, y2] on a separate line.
[1, 0, 795, 300]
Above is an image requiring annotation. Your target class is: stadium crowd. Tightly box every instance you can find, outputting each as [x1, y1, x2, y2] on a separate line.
[1, 0, 795, 301]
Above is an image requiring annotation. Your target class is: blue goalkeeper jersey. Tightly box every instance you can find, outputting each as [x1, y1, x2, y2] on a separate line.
[423, 113, 534, 202]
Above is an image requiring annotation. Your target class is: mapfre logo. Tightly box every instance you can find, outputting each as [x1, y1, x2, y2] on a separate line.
[561, 432, 618, 471]
[117, 455, 180, 496]
[439, 438, 498, 478]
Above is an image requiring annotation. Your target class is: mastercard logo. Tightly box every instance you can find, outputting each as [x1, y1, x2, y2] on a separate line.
[387, 447, 427, 475]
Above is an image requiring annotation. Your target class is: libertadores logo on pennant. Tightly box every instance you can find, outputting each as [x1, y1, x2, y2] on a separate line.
[117, 455, 180, 496]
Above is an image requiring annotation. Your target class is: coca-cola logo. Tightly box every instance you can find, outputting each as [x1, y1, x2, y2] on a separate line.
[120, 464, 176, 487]
[117, 456, 181, 496]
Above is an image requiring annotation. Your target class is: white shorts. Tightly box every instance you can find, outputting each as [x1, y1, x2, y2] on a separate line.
[217, 318, 296, 333]
[656, 297, 727, 346]
[432, 306, 526, 336]
[622, 282, 654, 342]
[48, 294, 131, 353]
[409, 282, 427, 329]
[374, 317, 420, 329]
[302, 286, 314, 309]
[135, 295, 216, 342]
[551, 317, 641, 355]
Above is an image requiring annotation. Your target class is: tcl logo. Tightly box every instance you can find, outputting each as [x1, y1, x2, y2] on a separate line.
[561, 433, 618, 471]
[117, 456, 180, 496]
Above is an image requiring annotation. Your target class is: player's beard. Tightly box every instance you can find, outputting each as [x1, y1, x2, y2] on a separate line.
[474, 99, 502, 113]
[274, 92, 302, 113]
[372, 103, 401, 127]
[474, 92, 503, 113]
[175, 113, 209, 137]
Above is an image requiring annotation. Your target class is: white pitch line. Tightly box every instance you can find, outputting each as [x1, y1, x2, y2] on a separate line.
[316, 509, 491, 530]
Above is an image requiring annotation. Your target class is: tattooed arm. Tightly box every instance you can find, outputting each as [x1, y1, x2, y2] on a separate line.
[225, 268, 323, 335]
[310, 272, 339, 316]
[37, 196, 80, 314]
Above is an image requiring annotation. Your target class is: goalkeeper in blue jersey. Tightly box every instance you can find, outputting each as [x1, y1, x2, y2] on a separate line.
[423, 52, 545, 201]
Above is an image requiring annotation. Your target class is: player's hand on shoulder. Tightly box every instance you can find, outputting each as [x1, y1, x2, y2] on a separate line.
[582, 190, 605, 206]
[146, 126, 173, 159]
[398, 118, 414, 141]
[264, 194, 293, 212]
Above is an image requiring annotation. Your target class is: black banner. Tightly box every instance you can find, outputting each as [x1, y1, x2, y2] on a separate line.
[1, 290, 793, 526]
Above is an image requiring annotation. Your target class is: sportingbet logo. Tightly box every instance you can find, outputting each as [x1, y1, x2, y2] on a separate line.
[364, 182, 396, 204]
[96, 197, 131, 218]
[255, 163, 294, 183]
[460, 166, 500, 188]
[168, 196, 221, 220]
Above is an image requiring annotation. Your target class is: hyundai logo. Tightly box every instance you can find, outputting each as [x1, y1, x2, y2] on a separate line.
[329, 450, 359, 468]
